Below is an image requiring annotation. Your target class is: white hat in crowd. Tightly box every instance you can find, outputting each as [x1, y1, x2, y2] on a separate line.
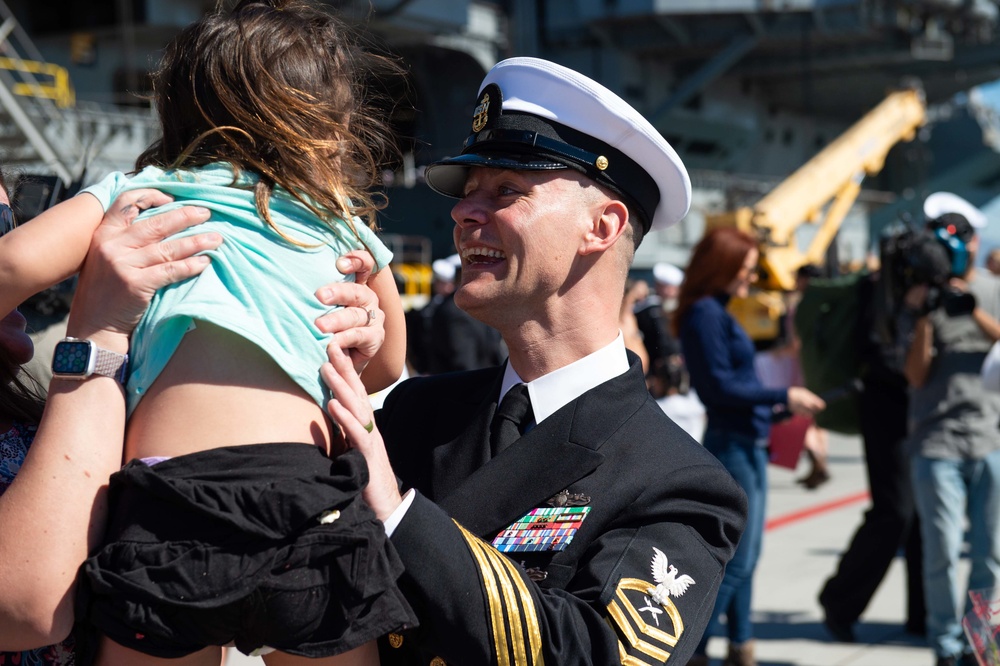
[432, 258, 457, 282]
[424, 57, 691, 234]
[924, 192, 987, 229]
[652, 262, 684, 287]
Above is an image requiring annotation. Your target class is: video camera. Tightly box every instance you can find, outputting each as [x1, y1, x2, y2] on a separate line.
[874, 211, 979, 351]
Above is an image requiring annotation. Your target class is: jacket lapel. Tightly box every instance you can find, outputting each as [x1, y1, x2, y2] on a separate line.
[438, 356, 647, 538]
[428, 371, 500, 500]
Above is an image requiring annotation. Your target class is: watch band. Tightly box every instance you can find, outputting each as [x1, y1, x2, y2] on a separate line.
[93, 345, 129, 384]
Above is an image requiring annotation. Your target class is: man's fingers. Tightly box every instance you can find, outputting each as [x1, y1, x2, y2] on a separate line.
[329, 326, 382, 361]
[336, 250, 376, 285]
[315, 302, 382, 335]
[316, 282, 373, 312]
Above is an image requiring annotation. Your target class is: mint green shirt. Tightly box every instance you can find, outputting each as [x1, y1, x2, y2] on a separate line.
[82, 164, 393, 415]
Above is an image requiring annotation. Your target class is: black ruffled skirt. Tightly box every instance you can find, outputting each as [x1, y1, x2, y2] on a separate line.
[76, 443, 416, 660]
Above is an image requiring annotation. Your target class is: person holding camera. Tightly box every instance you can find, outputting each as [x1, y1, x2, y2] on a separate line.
[902, 192, 1000, 666]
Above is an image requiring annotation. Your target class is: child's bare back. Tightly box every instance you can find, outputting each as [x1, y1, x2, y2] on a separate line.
[125, 320, 340, 462]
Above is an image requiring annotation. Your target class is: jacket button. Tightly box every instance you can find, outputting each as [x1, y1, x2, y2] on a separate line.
[387, 633, 403, 648]
[430, 658, 446, 666]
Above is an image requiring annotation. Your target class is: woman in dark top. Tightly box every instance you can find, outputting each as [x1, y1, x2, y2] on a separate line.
[677, 227, 824, 666]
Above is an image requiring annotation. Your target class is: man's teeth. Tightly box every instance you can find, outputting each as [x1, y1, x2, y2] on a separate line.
[463, 248, 506, 261]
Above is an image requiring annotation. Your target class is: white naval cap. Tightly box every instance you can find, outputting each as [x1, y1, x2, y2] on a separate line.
[423, 57, 691, 234]
[652, 262, 684, 287]
[924, 192, 987, 229]
[432, 257, 457, 282]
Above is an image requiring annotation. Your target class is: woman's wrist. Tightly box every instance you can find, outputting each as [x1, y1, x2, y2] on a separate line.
[62, 326, 130, 356]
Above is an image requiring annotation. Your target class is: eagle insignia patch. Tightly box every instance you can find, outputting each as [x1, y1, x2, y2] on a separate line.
[649, 546, 696, 604]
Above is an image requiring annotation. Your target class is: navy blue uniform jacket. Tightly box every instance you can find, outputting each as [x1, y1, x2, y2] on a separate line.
[375, 355, 747, 665]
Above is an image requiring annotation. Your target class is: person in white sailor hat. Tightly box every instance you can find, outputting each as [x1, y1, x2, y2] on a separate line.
[431, 257, 457, 285]
[653, 261, 685, 289]
[903, 190, 1000, 666]
[321, 57, 746, 666]
[923, 191, 988, 231]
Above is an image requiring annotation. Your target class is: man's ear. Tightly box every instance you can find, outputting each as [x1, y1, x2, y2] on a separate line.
[580, 199, 628, 255]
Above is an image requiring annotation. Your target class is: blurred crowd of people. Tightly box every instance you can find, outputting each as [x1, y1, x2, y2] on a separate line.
[605, 191, 997, 666]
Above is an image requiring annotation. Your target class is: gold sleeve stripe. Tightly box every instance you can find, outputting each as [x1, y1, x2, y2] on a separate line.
[456, 522, 512, 666]
[490, 544, 545, 665]
[483, 542, 529, 666]
[455, 522, 546, 666]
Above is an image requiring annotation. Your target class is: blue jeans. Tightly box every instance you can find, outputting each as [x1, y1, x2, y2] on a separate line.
[697, 429, 768, 649]
[911, 450, 1000, 658]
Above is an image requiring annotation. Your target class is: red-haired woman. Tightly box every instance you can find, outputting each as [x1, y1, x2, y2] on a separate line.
[676, 227, 825, 666]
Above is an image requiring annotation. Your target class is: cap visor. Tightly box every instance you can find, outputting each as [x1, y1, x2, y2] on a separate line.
[425, 152, 569, 198]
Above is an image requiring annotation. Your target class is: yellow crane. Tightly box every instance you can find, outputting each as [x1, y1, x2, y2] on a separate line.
[704, 85, 927, 340]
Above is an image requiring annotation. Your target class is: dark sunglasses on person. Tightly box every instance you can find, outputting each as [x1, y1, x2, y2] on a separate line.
[0, 203, 14, 238]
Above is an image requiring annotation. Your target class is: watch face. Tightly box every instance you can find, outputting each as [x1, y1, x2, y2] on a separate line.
[52, 340, 93, 375]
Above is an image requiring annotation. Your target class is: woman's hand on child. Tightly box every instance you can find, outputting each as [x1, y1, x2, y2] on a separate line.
[315, 250, 386, 376]
[68, 189, 221, 350]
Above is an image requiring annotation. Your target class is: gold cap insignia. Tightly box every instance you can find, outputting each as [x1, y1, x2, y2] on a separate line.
[596, 156, 609, 171]
[472, 92, 490, 132]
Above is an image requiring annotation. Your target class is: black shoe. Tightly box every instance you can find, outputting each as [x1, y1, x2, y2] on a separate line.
[822, 614, 856, 643]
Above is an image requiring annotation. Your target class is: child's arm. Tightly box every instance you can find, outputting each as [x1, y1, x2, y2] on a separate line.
[361, 267, 406, 393]
[0, 194, 106, 317]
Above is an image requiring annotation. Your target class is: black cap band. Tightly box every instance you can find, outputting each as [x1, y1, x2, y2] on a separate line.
[425, 85, 661, 233]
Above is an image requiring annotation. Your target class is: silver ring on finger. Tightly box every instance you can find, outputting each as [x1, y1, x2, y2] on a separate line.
[365, 308, 377, 327]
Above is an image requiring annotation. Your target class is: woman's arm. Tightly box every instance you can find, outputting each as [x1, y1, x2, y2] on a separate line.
[0, 195, 217, 650]
[0, 193, 106, 318]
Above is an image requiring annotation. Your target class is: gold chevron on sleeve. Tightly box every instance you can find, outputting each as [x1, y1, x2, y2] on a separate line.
[606, 577, 683, 664]
[455, 521, 545, 666]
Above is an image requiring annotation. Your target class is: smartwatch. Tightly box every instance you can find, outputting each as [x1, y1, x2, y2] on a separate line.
[51, 337, 128, 384]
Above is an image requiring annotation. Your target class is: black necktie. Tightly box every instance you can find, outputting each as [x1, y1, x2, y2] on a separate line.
[490, 383, 534, 455]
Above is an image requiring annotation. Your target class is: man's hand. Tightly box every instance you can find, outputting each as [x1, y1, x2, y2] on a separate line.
[321, 341, 403, 522]
[68, 190, 221, 350]
[314, 250, 385, 377]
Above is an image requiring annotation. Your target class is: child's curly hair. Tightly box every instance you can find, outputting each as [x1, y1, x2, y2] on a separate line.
[136, 0, 403, 243]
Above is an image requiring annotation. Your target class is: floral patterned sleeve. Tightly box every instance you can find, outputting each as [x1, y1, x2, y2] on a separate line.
[1, 422, 77, 665]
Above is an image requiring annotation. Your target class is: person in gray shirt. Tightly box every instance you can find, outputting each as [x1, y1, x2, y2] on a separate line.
[903, 192, 1000, 666]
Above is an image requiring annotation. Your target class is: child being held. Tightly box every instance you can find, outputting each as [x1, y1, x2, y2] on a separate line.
[0, 1, 416, 663]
